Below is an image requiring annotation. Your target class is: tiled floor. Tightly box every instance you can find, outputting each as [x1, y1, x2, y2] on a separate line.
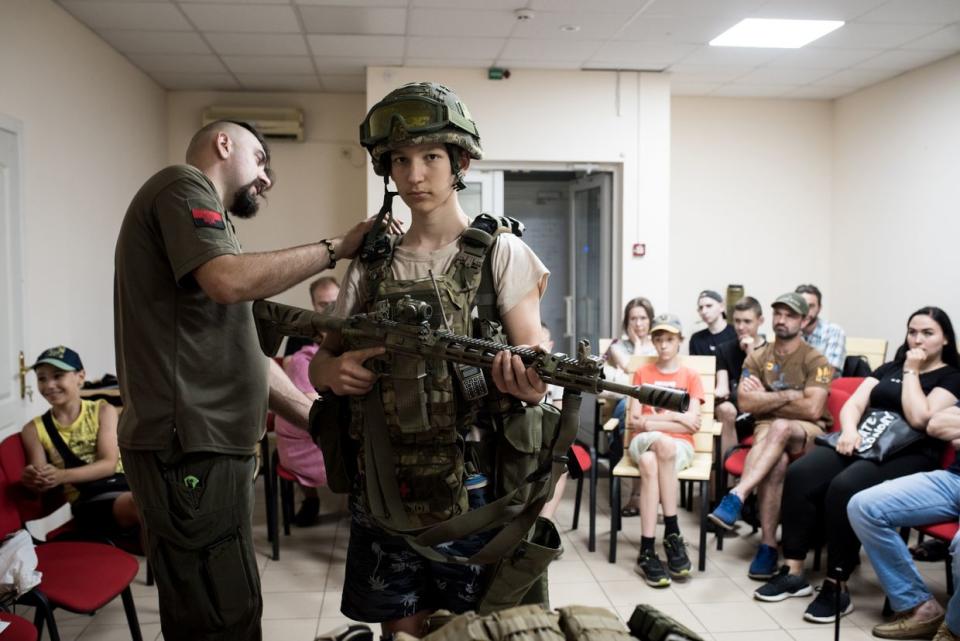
[17, 473, 952, 640]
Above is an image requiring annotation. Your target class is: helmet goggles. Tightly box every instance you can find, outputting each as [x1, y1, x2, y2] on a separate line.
[359, 95, 478, 148]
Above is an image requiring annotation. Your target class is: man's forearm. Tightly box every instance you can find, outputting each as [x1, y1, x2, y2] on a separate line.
[267, 359, 312, 430]
[738, 389, 798, 415]
[232, 242, 335, 302]
[773, 398, 823, 422]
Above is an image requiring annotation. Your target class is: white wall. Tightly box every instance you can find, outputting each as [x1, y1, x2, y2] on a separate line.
[166, 91, 368, 310]
[0, 0, 166, 417]
[670, 97, 834, 340]
[833, 53, 960, 353]
[365, 67, 672, 335]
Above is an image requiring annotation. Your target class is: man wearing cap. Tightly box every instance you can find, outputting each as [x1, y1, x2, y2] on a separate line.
[689, 290, 736, 356]
[795, 284, 847, 376]
[708, 293, 832, 581]
[114, 120, 382, 641]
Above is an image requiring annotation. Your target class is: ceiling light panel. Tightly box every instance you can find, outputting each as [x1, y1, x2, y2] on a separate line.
[710, 18, 845, 48]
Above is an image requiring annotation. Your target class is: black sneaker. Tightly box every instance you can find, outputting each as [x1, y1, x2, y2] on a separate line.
[803, 580, 854, 623]
[663, 533, 692, 578]
[754, 566, 813, 602]
[635, 548, 671, 587]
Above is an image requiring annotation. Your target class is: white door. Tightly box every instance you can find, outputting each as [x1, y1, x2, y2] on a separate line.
[461, 170, 504, 218]
[0, 120, 27, 436]
[566, 173, 612, 356]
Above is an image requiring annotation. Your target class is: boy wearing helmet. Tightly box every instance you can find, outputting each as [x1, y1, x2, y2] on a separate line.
[310, 83, 551, 637]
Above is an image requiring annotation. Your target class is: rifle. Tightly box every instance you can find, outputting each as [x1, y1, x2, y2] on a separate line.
[253, 297, 689, 412]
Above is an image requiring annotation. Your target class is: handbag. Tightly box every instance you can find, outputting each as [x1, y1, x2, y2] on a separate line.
[815, 408, 923, 462]
[39, 411, 129, 502]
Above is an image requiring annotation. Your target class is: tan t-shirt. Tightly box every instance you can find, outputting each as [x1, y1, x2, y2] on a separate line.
[333, 232, 549, 320]
[743, 341, 833, 427]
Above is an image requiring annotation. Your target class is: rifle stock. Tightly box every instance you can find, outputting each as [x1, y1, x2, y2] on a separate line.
[253, 299, 689, 412]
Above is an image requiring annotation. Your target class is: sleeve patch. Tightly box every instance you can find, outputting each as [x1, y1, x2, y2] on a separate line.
[192, 208, 225, 229]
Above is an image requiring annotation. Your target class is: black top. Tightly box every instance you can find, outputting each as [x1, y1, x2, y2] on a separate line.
[716, 337, 767, 406]
[868, 362, 960, 462]
[689, 324, 736, 357]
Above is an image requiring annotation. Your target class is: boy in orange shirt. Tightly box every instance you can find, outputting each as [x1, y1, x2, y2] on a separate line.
[627, 314, 705, 587]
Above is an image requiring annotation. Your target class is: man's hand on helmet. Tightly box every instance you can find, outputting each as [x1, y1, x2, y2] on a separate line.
[334, 214, 404, 261]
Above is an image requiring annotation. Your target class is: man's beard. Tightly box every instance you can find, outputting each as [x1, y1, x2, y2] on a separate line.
[230, 180, 261, 219]
[774, 325, 800, 340]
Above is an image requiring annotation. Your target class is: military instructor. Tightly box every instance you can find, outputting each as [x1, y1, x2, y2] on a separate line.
[114, 120, 383, 641]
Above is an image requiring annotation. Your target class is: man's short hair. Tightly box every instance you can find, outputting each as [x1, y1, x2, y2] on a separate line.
[309, 276, 339, 299]
[795, 284, 822, 306]
[733, 296, 762, 317]
[187, 120, 274, 182]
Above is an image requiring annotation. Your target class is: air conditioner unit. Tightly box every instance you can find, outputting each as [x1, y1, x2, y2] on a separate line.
[202, 106, 305, 142]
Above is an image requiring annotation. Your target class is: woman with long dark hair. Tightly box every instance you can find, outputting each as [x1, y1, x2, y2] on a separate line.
[753, 307, 960, 624]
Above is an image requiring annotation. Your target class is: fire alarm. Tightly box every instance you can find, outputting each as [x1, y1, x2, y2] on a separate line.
[632, 243, 646, 257]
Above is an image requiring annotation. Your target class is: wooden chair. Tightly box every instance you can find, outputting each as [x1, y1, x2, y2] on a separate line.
[846, 337, 888, 371]
[606, 355, 719, 570]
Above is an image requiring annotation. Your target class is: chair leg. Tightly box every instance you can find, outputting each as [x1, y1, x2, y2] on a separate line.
[270, 450, 281, 559]
[146, 560, 154, 587]
[121, 586, 144, 641]
[698, 480, 708, 571]
[262, 434, 273, 543]
[947, 556, 955, 596]
[813, 545, 822, 572]
[588, 446, 598, 553]
[26, 590, 60, 641]
[609, 477, 621, 564]
[281, 477, 294, 536]
[572, 475, 583, 530]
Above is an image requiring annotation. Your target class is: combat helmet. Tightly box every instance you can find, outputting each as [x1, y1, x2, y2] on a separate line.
[359, 82, 482, 190]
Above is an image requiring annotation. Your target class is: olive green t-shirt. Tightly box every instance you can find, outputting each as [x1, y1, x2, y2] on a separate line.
[742, 341, 833, 428]
[114, 164, 267, 455]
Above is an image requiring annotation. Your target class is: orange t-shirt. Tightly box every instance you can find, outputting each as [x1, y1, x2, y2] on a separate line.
[631, 363, 705, 446]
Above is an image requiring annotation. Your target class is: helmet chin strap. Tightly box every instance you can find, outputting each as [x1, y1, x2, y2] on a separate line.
[360, 174, 399, 262]
[447, 144, 466, 191]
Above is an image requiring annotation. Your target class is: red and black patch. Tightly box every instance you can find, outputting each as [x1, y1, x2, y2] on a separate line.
[191, 208, 225, 230]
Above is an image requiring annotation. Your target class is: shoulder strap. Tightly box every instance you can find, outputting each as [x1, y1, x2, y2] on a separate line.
[460, 213, 526, 324]
[40, 411, 86, 469]
[361, 234, 399, 312]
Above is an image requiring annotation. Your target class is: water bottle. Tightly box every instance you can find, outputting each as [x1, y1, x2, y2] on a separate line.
[465, 473, 488, 510]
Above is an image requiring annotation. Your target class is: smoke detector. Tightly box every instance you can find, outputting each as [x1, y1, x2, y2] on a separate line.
[514, 8, 535, 21]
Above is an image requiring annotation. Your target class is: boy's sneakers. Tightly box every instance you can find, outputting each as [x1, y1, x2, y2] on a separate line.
[754, 566, 813, 602]
[803, 580, 854, 623]
[708, 493, 743, 530]
[663, 533, 692, 578]
[635, 548, 671, 587]
[748, 543, 779, 580]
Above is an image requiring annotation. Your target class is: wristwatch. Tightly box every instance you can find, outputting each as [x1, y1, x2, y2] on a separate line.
[319, 238, 336, 268]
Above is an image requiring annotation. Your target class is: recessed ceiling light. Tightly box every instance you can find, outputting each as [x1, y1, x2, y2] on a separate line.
[710, 18, 844, 48]
[560, 25, 581, 32]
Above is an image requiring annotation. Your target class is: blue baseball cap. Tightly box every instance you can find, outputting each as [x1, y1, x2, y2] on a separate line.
[30, 346, 84, 372]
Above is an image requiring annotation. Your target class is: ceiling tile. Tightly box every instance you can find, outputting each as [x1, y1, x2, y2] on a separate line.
[499, 38, 603, 62]
[320, 74, 366, 92]
[58, 1, 192, 31]
[666, 64, 755, 83]
[298, 0, 408, 6]
[406, 36, 505, 60]
[762, 47, 884, 68]
[676, 46, 786, 67]
[236, 74, 321, 91]
[98, 30, 211, 54]
[414, 0, 527, 8]
[711, 83, 796, 97]
[737, 66, 835, 84]
[670, 81, 725, 95]
[179, 0, 288, 3]
[127, 53, 227, 73]
[313, 56, 397, 74]
[222, 55, 315, 74]
[207, 33, 308, 56]
[784, 85, 852, 99]
[590, 41, 698, 68]
[813, 67, 898, 87]
[299, 6, 406, 35]
[180, 4, 301, 33]
[494, 58, 582, 69]
[511, 11, 632, 40]
[617, 15, 743, 44]
[528, 0, 659, 11]
[403, 57, 494, 68]
[858, 0, 960, 24]
[901, 24, 960, 50]
[408, 9, 517, 38]
[754, 0, 888, 21]
[642, 0, 768, 18]
[810, 22, 941, 49]
[307, 35, 404, 57]
[855, 49, 950, 70]
[151, 72, 240, 90]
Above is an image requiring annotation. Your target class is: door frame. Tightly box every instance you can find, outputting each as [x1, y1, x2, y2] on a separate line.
[0, 114, 28, 435]
[567, 172, 613, 355]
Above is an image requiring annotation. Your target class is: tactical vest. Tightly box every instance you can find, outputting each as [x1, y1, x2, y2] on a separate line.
[346, 214, 517, 528]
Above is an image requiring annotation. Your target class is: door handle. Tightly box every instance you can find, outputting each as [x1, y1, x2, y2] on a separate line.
[18, 351, 33, 401]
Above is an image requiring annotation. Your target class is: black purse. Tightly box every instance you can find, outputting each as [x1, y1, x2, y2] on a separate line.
[40, 411, 128, 502]
[815, 408, 923, 462]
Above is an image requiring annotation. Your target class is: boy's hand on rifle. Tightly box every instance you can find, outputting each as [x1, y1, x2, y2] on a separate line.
[492, 348, 547, 406]
[319, 346, 385, 396]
